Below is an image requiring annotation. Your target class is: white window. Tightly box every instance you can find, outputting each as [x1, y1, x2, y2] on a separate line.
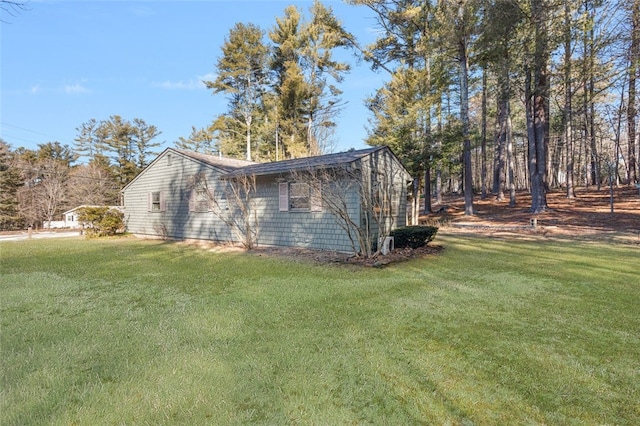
[290, 182, 310, 210]
[279, 183, 289, 212]
[279, 182, 321, 212]
[148, 191, 166, 212]
[190, 187, 211, 213]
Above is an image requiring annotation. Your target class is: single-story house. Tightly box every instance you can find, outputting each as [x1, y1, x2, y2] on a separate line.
[121, 146, 411, 254]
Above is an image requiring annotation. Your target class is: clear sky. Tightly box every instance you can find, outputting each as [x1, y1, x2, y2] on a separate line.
[1, 0, 384, 157]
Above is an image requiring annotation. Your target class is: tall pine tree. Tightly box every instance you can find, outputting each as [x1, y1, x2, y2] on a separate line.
[205, 23, 270, 161]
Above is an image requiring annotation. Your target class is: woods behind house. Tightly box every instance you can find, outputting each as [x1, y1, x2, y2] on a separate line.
[1, 0, 638, 230]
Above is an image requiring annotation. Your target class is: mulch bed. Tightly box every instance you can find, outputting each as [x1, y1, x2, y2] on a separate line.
[250, 244, 445, 267]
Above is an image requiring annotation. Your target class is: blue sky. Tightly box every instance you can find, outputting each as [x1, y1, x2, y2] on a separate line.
[1, 0, 384, 157]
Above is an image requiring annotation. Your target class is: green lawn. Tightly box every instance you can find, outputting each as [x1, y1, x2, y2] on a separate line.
[1, 235, 638, 425]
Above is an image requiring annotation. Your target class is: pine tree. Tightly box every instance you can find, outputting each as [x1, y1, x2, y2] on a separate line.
[74, 116, 161, 186]
[175, 125, 217, 154]
[528, 0, 553, 213]
[563, 0, 578, 198]
[300, 1, 352, 155]
[131, 118, 162, 170]
[205, 23, 270, 161]
[102, 115, 138, 185]
[352, 0, 438, 221]
[210, 114, 247, 160]
[74, 118, 107, 162]
[269, 2, 352, 158]
[269, 5, 309, 158]
[477, 0, 526, 206]
[0, 140, 23, 230]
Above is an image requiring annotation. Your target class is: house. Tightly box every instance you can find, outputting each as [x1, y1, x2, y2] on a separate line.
[121, 146, 411, 254]
[44, 205, 121, 229]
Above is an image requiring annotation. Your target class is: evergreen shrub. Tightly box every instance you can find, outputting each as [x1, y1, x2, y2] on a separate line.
[77, 207, 125, 237]
[390, 226, 438, 249]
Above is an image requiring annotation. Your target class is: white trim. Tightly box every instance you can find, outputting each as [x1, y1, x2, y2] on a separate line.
[279, 182, 289, 212]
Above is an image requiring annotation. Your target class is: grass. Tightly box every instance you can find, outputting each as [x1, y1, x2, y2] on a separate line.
[1, 235, 638, 425]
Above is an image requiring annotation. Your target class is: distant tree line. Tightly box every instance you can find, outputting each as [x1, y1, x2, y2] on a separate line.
[0, 116, 161, 230]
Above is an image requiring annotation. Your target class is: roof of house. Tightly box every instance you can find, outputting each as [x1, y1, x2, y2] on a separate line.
[63, 205, 122, 215]
[174, 149, 256, 172]
[122, 148, 256, 191]
[222, 146, 387, 178]
[123, 146, 408, 192]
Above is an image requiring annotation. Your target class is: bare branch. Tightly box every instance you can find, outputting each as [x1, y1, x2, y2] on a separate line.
[190, 172, 259, 249]
[292, 157, 404, 258]
[1, 1, 30, 23]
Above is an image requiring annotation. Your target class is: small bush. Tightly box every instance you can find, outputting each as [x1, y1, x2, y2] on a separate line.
[390, 225, 438, 249]
[77, 207, 125, 237]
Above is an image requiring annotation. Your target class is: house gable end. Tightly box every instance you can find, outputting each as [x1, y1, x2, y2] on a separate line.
[122, 148, 253, 193]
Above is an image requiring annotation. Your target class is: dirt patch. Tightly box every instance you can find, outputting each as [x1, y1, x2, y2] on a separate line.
[427, 186, 640, 243]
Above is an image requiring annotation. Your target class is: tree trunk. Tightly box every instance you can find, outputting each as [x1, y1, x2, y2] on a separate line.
[436, 169, 443, 204]
[495, 66, 509, 201]
[564, 0, 576, 198]
[506, 101, 516, 207]
[581, 0, 599, 188]
[529, 0, 549, 213]
[424, 167, 432, 214]
[628, 0, 639, 184]
[246, 116, 252, 161]
[614, 83, 625, 187]
[481, 68, 488, 199]
[412, 177, 420, 225]
[590, 79, 599, 188]
[459, 31, 474, 215]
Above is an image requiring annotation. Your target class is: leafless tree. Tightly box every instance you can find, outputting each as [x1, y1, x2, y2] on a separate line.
[67, 162, 119, 206]
[17, 159, 68, 227]
[1, 1, 29, 23]
[190, 172, 259, 249]
[294, 159, 404, 258]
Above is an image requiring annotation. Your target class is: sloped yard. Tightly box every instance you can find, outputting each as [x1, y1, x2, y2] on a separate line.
[1, 232, 638, 425]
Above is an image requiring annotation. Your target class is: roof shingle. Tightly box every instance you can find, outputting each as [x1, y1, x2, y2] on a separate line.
[222, 146, 384, 178]
[174, 149, 257, 172]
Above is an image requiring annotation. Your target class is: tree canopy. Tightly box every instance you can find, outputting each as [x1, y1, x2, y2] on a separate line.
[2, 0, 637, 230]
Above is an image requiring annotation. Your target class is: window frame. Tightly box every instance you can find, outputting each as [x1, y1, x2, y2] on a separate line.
[192, 187, 211, 213]
[289, 182, 311, 211]
[279, 181, 321, 212]
[148, 191, 166, 212]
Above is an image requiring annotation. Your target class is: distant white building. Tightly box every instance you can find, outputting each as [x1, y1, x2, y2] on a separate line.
[44, 206, 121, 229]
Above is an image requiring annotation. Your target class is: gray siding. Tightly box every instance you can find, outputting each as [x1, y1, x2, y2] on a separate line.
[123, 151, 233, 242]
[358, 148, 409, 239]
[252, 176, 361, 253]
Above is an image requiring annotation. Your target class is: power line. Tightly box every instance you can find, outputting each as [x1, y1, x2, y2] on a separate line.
[0, 122, 76, 146]
[0, 132, 42, 145]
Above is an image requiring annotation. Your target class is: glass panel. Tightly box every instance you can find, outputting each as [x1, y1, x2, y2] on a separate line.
[151, 192, 161, 211]
[290, 183, 309, 210]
